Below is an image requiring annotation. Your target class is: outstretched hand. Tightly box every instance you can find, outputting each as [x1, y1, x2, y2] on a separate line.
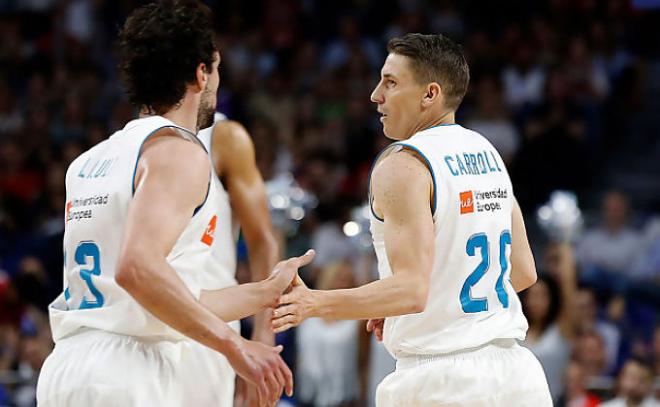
[263, 250, 315, 307]
[271, 276, 314, 333]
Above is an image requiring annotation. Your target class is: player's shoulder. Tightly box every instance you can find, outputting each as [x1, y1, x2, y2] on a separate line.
[212, 120, 252, 148]
[211, 119, 255, 165]
[142, 129, 209, 168]
[372, 148, 431, 189]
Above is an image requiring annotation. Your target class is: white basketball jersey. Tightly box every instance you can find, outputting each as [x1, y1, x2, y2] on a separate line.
[370, 124, 528, 358]
[49, 116, 224, 342]
[196, 112, 240, 290]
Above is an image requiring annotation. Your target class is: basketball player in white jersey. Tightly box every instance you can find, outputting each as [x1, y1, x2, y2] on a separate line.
[179, 113, 280, 407]
[272, 33, 552, 406]
[36, 3, 314, 406]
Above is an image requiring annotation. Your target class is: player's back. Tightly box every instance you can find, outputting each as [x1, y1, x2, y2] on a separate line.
[370, 124, 528, 358]
[50, 115, 219, 342]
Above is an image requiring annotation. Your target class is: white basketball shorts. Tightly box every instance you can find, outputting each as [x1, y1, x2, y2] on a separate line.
[376, 339, 552, 407]
[37, 330, 188, 406]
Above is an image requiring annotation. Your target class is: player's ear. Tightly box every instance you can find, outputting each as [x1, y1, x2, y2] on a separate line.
[194, 63, 208, 92]
[421, 82, 442, 108]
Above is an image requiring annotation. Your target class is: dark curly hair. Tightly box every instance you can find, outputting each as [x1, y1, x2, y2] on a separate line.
[117, 0, 217, 114]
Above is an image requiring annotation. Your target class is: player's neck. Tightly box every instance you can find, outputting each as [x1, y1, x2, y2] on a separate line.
[139, 98, 199, 134]
[424, 110, 455, 129]
[406, 110, 456, 139]
[161, 100, 198, 134]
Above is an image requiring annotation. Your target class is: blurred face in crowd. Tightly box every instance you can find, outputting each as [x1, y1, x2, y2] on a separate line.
[371, 53, 438, 141]
[602, 190, 629, 232]
[575, 332, 607, 376]
[573, 288, 597, 327]
[524, 279, 550, 323]
[618, 360, 653, 404]
[564, 360, 587, 399]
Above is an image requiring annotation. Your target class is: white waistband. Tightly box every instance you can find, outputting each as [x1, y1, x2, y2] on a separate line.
[395, 338, 518, 369]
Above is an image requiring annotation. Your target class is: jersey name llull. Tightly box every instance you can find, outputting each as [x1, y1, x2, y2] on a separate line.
[77, 156, 119, 179]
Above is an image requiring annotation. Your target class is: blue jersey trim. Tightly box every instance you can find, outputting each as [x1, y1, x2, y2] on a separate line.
[368, 142, 438, 222]
[131, 125, 211, 217]
[393, 142, 438, 217]
[192, 179, 210, 217]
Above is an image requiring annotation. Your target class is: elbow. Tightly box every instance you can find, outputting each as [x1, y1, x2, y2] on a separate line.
[517, 257, 538, 291]
[115, 256, 147, 292]
[406, 280, 429, 314]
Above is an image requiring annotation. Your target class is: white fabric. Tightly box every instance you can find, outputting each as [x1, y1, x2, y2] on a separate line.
[376, 339, 551, 406]
[370, 124, 528, 358]
[178, 339, 237, 407]
[37, 330, 187, 406]
[50, 115, 223, 342]
[179, 113, 242, 406]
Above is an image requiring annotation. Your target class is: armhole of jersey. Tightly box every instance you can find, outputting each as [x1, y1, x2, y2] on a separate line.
[368, 145, 400, 223]
[394, 142, 438, 218]
[131, 125, 211, 217]
[192, 179, 210, 217]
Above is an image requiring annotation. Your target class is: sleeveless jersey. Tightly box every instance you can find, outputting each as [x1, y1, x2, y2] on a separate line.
[370, 124, 528, 358]
[196, 112, 240, 290]
[49, 116, 223, 342]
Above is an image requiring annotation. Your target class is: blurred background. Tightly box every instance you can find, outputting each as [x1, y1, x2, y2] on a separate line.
[1, 0, 660, 406]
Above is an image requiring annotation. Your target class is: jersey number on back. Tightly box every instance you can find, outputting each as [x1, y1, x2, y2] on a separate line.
[460, 231, 512, 313]
[71, 241, 105, 309]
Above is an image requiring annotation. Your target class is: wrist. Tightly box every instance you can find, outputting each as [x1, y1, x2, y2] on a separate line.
[257, 280, 280, 309]
[307, 289, 323, 319]
[220, 331, 245, 361]
[252, 310, 276, 345]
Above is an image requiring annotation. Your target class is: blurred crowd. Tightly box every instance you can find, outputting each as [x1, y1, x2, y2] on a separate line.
[1, 0, 660, 406]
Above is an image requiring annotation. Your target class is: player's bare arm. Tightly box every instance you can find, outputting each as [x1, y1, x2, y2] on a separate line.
[116, 131, 294, 404]
[271, 150, 435, 332]
[211, 120, 279, 344]
[199, 249, 314, 322]
[509, 198, 537, 292]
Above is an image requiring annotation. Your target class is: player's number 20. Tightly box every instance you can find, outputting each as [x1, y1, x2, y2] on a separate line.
[460, 231, 512, 313]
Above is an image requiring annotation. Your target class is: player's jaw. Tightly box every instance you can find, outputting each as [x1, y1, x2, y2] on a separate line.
[197, 87, 216, 130]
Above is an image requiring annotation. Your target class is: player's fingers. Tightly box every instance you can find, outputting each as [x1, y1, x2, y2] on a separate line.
[278, 290, 298, 305]
[375, 327, 383, 341]
[267, 356, 285, 404]
[279, 359, 294, 397]
[272, 304, 295, 319]
[234, 378, 247, 406]
[270, 360, 287, 400]
[272, 364, 286, 392]
[366, 319, 375, 332]
[290, 249, 315, 267]
[271, 314, 297, 331]
[255, 381, 266, 407]
[273, 322, 295, 334]
[265, 369, 279, 405]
